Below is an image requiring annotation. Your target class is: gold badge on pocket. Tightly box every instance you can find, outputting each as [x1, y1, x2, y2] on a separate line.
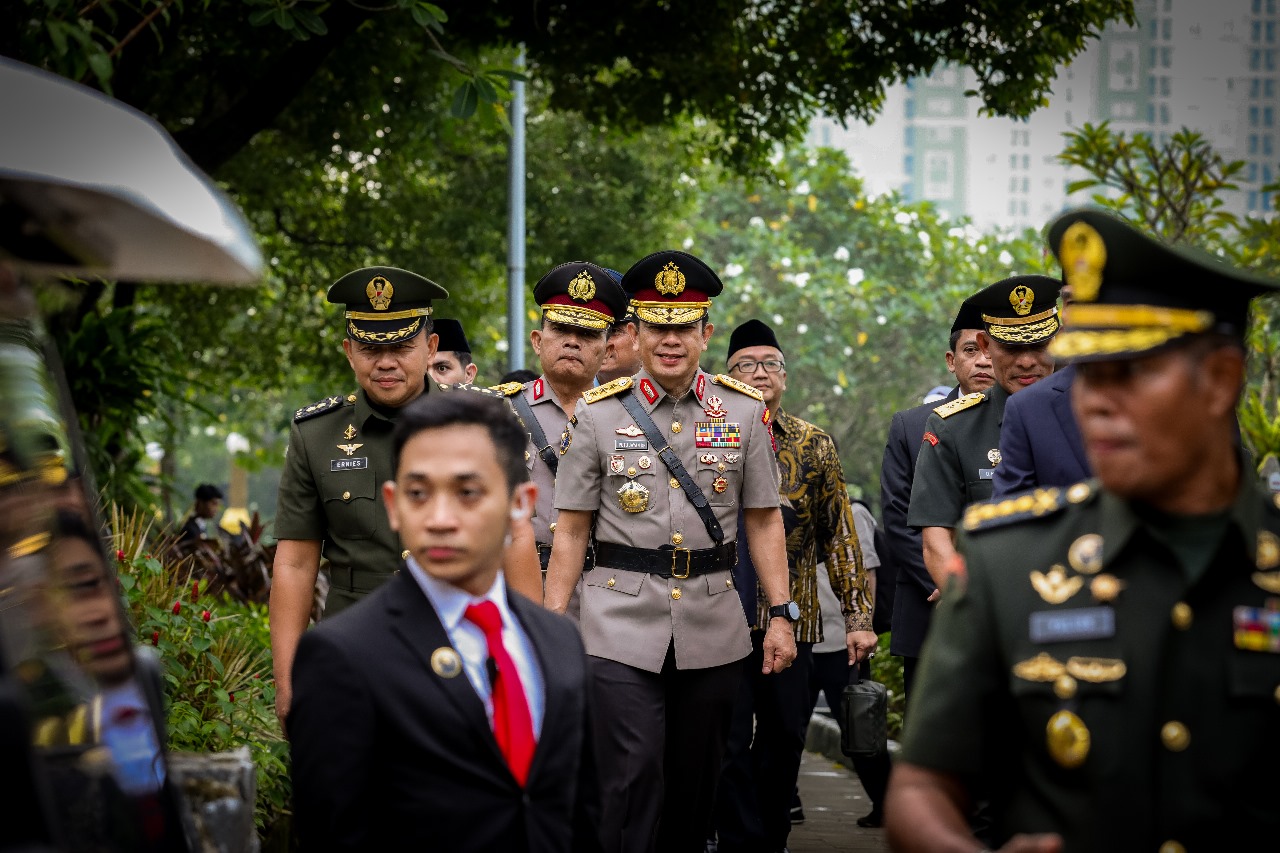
[1046, 710, 1090, 768]
[618, 479, 651, 513]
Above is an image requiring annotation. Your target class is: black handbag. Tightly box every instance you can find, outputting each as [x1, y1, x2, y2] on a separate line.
[840, 671, 888, 758]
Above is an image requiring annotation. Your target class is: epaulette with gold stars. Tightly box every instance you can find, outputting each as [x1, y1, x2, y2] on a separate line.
[583, 376, 634, 404]
[711, 374, 764, 401]
[933, 392, 985, 419]
[962, 481, 1097, 533]
[294, 394, 352, 423]
[443, 382, 505, 398]
[488, 382, 525, 397]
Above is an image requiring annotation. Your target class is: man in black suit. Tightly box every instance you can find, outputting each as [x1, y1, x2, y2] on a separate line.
[287, 392, 600, 852]
[882, 298, 992, 695]
[177, 483, 223, 544]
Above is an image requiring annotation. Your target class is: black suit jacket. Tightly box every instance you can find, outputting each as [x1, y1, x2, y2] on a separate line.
[992, 366, 1090, 497]
[882, 388, 957, 659]
[288, 570, 600, 852]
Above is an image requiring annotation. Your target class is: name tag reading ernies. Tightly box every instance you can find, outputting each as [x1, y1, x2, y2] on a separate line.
[331, 457, 368, 471]
[1029, 606, 1116, 643]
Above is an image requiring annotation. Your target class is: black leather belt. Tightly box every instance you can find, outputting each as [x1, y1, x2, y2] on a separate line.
[537, 542, 595, 574]
[593, 541, 735, 579]
[329, 565, 396, 594]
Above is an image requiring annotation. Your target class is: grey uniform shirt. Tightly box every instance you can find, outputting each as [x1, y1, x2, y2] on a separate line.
[554, 367, 779, 672]
[515, 378, 576, 546]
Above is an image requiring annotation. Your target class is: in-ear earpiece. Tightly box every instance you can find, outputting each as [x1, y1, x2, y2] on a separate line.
[510, 507, 525, 521]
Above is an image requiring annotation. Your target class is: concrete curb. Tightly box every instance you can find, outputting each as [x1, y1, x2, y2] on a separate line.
[805, 711, 899, 771]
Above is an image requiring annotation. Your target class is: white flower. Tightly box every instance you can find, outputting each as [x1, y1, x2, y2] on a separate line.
[749, 216, 766, 227]
[772, 314, 784, 325]
[918, 231, 931, 246]
[682, 237, 694, 249]
[834, 246, 850, 262]
[843, 346, 854, 356]
[794, 180, 811, 194]
[495, 340, 510, 352]
[894, 211, 912, 225]
[832, 385, 844, 396]
[797, 323, 809, 334]
[998, 250, 1014, 265]
[723, 263, 744, 278]
[847, 268, 865, 286]
[876, 315, 887, 325]
[225, 433, 251, 454]
[780, 257, 792, 268]
[794, 272, 810, 288]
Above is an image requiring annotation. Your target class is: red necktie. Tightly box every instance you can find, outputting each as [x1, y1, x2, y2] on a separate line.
[464, 600, 536, 786]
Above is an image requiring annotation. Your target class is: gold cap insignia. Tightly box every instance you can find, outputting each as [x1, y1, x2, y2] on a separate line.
[655, 261, 686, 296]
[431, 647, 462, 678]
[1009, 284, 1035, 316]
[366, 275, 394, 311]
[1046, 709, 1091, 768]
[1068, 533, 1104, 575]
[1030, 565, 1084, 605]
[568, 270, 597, 302]
[1059, 221, 1106, 303]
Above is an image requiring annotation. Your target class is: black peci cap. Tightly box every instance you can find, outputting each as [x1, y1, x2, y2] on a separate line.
[433, 318, 471, 353]
[726, 319, 783, 363]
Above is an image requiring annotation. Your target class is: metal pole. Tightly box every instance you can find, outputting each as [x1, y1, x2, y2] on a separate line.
[506, 46, 527, 372]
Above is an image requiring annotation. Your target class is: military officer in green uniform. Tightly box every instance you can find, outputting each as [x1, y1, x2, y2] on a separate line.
[269, 266, 445, 727]
[490, 261, 629, 600]
[544, 250, 799, 853]
[886, 208, 1280, 853]
[908, 275, 1062, 592]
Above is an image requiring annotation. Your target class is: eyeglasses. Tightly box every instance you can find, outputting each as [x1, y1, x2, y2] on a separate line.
[729, 359, 785, 374]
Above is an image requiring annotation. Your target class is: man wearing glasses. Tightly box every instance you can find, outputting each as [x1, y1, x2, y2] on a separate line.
[712, 319, 876, 853]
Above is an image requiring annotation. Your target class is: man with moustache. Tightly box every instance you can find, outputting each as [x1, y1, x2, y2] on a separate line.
[886, 208, 1280, 852]
[269, 266, 446, 727]
[907, 274, 1061, 598]
[883, 297, 993, 694]
[490, 262, 629, 583]
[544, 250, 798, 853]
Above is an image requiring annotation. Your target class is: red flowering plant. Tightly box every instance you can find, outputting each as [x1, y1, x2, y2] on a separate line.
[110, 506, 288, 842]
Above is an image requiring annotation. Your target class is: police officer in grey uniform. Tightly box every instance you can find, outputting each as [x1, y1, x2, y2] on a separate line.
[490, 261, 629, 580]
[269, 266, 445, 726]
[887, 207, 1280, 853]
[544, 250, 799, 853]
[908, 275, 1062, 594]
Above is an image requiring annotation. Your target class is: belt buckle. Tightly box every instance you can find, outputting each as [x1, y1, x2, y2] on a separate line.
[671, 548, 692, 579]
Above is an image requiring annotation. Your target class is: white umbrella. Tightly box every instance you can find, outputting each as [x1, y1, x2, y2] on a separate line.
[0, 58, 262, 284]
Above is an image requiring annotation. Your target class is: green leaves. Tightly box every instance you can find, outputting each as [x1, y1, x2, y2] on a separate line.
[245, 0, 329, 40]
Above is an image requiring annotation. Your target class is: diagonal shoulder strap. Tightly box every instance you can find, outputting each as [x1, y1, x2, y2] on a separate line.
[618, 391, 723, 544]
[508, 392, 559, 476]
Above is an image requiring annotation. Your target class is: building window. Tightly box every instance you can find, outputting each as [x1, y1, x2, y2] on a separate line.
[1270, 51, 1279, 72]
[1252, 78, 1262, 98]
[1254, 21, 1262, 43]
[1009, 154, 1019, 170]
[1252, 50, 1262, 71]
[1268, 79, 1276, 97]
[1250, 190, 1259, 211]
[1149, 103, 1157, 123]
[1163, 19, 1172, 40]
[1022, 177, 1030, 193]
[1161, 77, 1171, 96]
[1250, 162, 1260, 182]
[1250, 134, 1260, 154]
[1267, 107, 1275, 127]
[1252, 106, 1261, 127]
[1160, 104, 1171, 125]
[1008, 199, 1018, 217]
[1022, 155, 1030, 169]
[1265, 135, 1274, 155]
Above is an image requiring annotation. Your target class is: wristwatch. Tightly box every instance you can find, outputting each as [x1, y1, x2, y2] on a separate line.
[768, 601, 801, 622]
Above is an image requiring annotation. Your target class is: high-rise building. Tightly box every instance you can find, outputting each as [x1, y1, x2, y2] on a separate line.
[808, 0, 1280, 228]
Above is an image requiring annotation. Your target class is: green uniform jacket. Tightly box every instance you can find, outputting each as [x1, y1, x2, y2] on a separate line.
[276, 387, 414, 615]
[906, 384, 1010, 530]
[900, 476, 1280, 851]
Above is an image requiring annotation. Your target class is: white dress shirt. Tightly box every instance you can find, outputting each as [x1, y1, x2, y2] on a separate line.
[406, 558, 546, 737]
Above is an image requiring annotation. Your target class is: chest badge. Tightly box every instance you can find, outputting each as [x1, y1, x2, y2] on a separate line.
[695, 422, 742, 449]
[1234, 604, 1280, 652]
[987, 448, 1002, 466]
[1067, 534, 1104, 575]
[1030, 565, 1083, 605]
[724, 452, 740, 464]
[712, 475, 729, 494]
[1257, 530, 1280, 569]
[343, 424, 357, 440]
[559, 426, 573, 455]
[699, 453, 719, 464]
[609, 455, 626, 475]
[703, 395, 727, 419]
[1046, 710, 1090, 769]
[431, 647, 462, 679]
[617, 479, 651, 513]
[336, 442, 364, 457]
[638, 455, 653, 469]
[616, 425, 645, 437]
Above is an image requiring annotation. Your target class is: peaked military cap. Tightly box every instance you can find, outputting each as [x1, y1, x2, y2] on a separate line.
[533, 261, 629, 331]
[1047, 207, 1280, 361]
[969, 274, 1063, 345]
[433, 318, 471, 353]
[622, 250, 723, 325]
[726, 318, 783, 362]
[327, 266, 448, 346]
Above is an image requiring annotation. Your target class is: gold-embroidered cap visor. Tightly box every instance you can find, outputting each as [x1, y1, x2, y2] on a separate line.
[1050, 302, 1216, 361]
[632, 299, 711, 325]
[982, 310, 1060, 345]
[542, 304, 613, 330]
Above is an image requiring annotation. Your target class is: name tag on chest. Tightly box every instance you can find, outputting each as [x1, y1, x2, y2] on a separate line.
[331, 457, 369, 471]
[978, 468, 995, 479]
[1029, 607, 1116, 643]
[615, 439, 648, 451]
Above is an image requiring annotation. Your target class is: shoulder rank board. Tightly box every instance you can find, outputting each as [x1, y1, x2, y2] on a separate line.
[711, 373, 764, 401]
[295, 394, 350, 422]
[962, 482, 1098, 533]
[933, 392, 985, 419]
[489, 382, 524, 397]
[583, 376, 634, 404]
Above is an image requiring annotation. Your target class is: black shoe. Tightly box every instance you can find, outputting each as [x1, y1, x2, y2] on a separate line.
[789, 805, 805, 825]
[856, 808, 883, 828]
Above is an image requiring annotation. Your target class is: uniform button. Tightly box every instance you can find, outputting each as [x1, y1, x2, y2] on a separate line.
[672, 533, 684, 546]
[717, 463, 726, 472]
[342, 491, 352, 501]
[1273, 684, 1280, 705]
[607, 577, 616, 588]
[671, 588, 682, 600]
[1159, 842, 1186, 853]
[670, 477, 680, 489]
[549, 522, 557, 533]
[1171, 602, 1193, 630]
[627, 467, 637, 476]
[726, 578, 734, 589]
[401, 549, 410, 560]
[347, 394, 357, 402]
[1053, 675, 1078, 700]
[671, 421, 682, 434]
[1161, 721, 1190, 752]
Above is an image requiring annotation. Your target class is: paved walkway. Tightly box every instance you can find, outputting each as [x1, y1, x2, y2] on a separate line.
[788, 749, 890, 853]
